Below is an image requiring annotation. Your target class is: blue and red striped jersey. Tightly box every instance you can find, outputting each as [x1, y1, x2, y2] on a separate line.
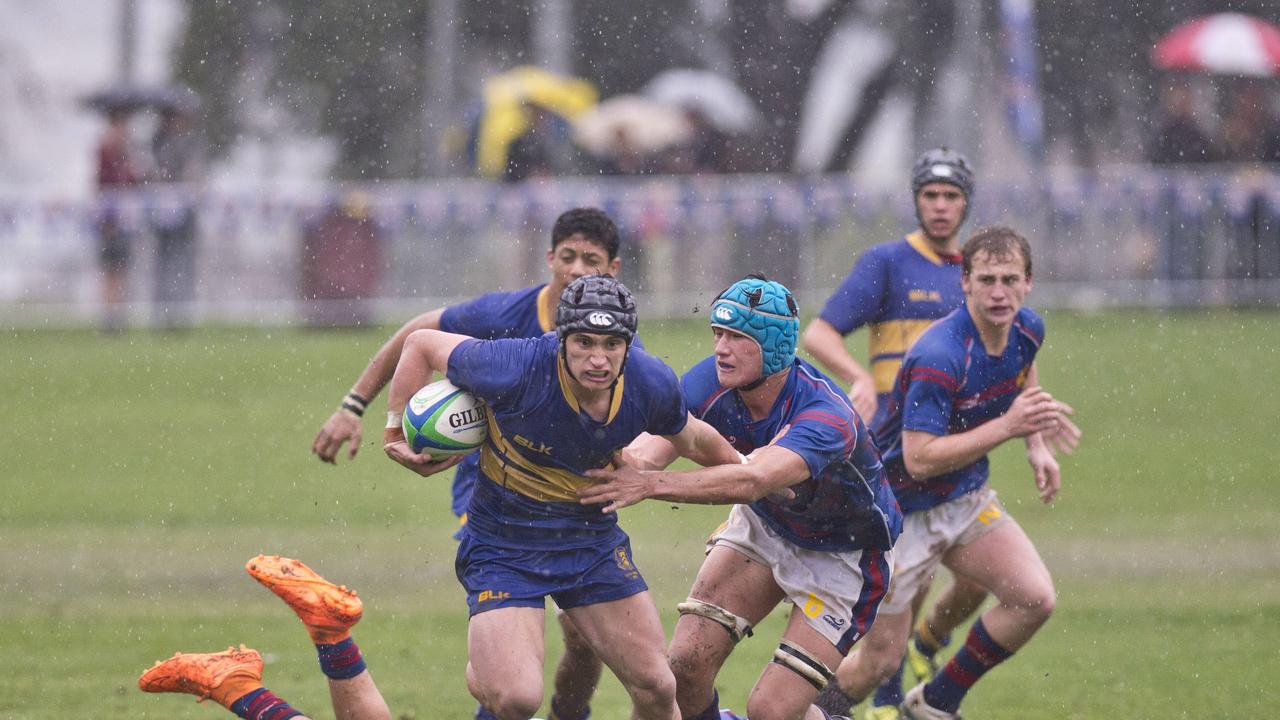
[875, 306, 1044, 513]
[681, 356, 902, 552]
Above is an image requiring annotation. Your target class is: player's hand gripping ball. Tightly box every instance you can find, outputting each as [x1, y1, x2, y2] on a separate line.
[402, 379, 488, 457]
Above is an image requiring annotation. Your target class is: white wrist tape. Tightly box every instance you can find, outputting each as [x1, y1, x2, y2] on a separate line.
[386, 411, 401, 429]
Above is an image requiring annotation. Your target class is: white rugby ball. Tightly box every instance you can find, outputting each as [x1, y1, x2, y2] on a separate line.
[402, 379, 488, 456]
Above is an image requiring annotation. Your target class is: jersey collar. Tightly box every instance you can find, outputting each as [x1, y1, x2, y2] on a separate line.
[536, 284, 555, 333]
[906, 231, 963, 266]
[556, 354, 625, 425]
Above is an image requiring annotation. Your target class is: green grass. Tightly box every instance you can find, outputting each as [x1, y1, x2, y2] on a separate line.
[2, 310, 1278, 718]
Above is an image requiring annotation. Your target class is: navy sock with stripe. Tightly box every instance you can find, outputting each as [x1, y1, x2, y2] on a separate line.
[317, 637, 367, 680]
[229, 688, 304, 720]
[923, 618, 1013, 712]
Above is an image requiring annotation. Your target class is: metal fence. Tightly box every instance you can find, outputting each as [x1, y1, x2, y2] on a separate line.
[2, 165, 1278, 328]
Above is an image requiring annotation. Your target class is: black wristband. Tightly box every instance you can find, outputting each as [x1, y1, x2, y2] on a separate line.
[340, 400, 365, 417]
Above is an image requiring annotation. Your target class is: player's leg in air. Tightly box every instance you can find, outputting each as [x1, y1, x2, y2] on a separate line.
[864, 575, 988, 718]
[138, 555, 391, 720]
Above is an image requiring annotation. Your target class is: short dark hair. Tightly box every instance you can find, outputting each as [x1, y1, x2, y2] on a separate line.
[551, 207, 621, 260]
[962, 225, 1032, 276]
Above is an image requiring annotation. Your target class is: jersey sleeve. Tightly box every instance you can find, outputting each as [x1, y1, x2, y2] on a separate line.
[645, 361, 690, 437]
[817, 247, 888, 334]
[439, 292, 518, 339]
[776, 406, 858, 480]
[445, 337, 533, 410]
[898, 347, 961, 437]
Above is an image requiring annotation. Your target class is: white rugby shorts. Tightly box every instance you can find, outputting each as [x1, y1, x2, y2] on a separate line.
[707, 504, 894, 651]
[879, 486, 1009, 615]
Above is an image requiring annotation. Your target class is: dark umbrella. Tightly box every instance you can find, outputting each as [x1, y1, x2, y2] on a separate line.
[81, 84, 201, 115]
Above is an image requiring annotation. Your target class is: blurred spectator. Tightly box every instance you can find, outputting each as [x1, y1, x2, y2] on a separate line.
[675, 107, 731, 174]
[148, 104, 206, 329]
[95, 108, 143, 332]
[596, 126, 651, 175]
[300, 191, 383, 327]
[504, 103, 570, 182]
[1221, 81, 1280, 163]
[1148, 81, 1215, 164]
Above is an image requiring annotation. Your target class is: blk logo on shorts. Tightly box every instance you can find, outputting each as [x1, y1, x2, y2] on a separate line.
[477, 589, 510, 603]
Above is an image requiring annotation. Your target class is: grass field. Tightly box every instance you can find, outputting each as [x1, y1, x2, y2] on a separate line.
[3, 309, 1279, 719]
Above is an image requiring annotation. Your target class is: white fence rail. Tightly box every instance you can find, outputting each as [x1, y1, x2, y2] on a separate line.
[3, 166, 1279, 328]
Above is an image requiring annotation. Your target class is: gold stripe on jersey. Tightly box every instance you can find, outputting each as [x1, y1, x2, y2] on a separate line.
[478, 411, 602, 502]
[556, 355, 626, 424]
[536, 285, 555, 333]
[868, 318, 938, 393]
[906, 230, 947, 266]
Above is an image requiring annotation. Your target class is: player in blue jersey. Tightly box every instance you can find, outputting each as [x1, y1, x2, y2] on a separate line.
[383, 274, 743, 720]
[808, 153, 1080, 720]
[579, 277, 903, 720]
[805, 149, 985, 719]
[803, 148, 974, 430]
[833, 226, 1067, 720]
[311, 207, 620, 720]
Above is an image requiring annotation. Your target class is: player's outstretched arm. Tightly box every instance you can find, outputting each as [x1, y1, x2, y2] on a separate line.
[665, 414, 743, 468]
[382, 328, 470, 478]
[620, 432, 680, 471]
[312, 308, 445, 464]
[579, 443, 808, 513]
[802, 318, 877, 421]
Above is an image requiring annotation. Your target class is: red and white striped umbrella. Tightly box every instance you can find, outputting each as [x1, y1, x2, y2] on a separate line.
[1152, 13, 1280, 77]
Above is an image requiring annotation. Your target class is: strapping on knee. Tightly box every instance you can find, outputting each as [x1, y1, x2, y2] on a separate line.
[771, 639, 834, 690]
[676, 598, 753, 643]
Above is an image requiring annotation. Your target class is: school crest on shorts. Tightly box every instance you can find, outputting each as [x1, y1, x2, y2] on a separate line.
[614, 546, 639, 579]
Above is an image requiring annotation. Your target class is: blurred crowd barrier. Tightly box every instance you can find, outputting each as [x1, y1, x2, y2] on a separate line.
[2, 165, 1279, 328]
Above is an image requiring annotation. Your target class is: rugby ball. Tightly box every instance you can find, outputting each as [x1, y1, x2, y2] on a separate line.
[402, 379, 488, 457]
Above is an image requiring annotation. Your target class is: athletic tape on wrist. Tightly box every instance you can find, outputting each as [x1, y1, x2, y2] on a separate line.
[386, 411, 400, 429]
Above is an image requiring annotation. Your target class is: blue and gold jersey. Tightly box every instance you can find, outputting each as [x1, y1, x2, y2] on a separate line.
[447, 333, 688, 549]
[875, 306, 1044, 513]
[681, 357, 901, 553]
[437, 284, 553, 519]
[817, 232, 965, 427]
[438, 284, 554, 340]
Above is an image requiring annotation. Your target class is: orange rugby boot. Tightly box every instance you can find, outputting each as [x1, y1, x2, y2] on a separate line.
[138, 644, 263, 707]
[245, 555, 362, 644]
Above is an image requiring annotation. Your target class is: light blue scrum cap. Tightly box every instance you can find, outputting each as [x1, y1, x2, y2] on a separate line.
[710, 276, 800, 376]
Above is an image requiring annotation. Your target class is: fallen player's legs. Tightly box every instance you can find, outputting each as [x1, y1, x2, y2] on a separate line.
[138, 555, 392, 720]
[563, 591, 678, 720]
[244, 555, 391, 720]
[139, 644, 316, 719]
